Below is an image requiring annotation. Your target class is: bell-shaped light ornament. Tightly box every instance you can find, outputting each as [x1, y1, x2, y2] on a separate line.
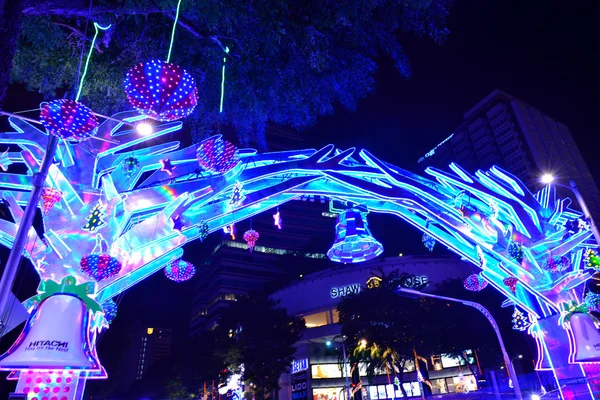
[0, 295, 102, 371]
[327, 207, 383, 263]
[568, 313, 600, 363]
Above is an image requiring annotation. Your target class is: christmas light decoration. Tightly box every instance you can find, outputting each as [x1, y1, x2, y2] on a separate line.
[124, 60, 198, 122]
[504, 276, 518, 294]
[0, 149, 9, 171]
[229, 181, 245, 206]
[40, 99, 99, 141]
[121, 156, 140, 178]
[40, 188, 62, 215]
[585, 292, 600, 312]
[101, 299, 118, 324]
[172, 215, 185, 232]
[463, 273, 488, 292]
[508, 241, 524, 263]
[585, 249, 600, 269]
[512, 308, 531, 331]
[542, 255, 571, 273]
[273, 208, 282, 229]
[198, 220, 209, 241]
[327, 207, 383, 263]
[243, 229, 259, 252]
[164, 259, 196, 282]
[160, 158, 176, 175]
[80, 253, 122, 281]
[82, 201, 107, 232]
[196, 137, 239, 173]
[422, 233, 435, 252]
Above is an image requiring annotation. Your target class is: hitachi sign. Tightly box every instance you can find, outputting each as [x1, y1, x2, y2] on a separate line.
[330, 284, 360, 298]
[26, 340, 69, 351]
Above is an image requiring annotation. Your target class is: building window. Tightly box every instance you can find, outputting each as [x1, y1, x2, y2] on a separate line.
[303, 311, 331, 328]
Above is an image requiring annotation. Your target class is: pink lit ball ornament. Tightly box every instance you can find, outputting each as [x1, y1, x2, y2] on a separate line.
[40, 188, 63, 215]
[164, 260, 196, 282]
[463, 273, 488, 292]
[124, 60, 198, 121]
[196, 137, 239, 173]
[542, 255, 571, 273]
[243, 229, 259, 252]
[40, 99, 99, 141]
[80, 253, 122, 281]
[503, 276, 518, 294]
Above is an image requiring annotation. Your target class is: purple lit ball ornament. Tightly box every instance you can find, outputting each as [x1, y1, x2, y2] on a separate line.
[124, 60, 198, 121]
[80, 253, 122, 281]
[196, 137, 239, 174]
[243, 229, 259, 252]
[542, 255, 571, 273]
[164, 260, 196, 282]
[40, 99, 99, 141]
[463, 274, 488, 292]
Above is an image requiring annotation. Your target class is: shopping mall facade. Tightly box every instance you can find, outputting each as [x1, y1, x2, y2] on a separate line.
[271, 254, 481, 400]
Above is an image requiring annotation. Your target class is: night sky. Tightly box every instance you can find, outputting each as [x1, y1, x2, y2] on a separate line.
[0, 0, 598, 390]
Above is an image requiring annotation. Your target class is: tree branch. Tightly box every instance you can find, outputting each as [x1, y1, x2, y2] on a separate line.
[53, 21, 104, 53]
[22, 0, 173, 17]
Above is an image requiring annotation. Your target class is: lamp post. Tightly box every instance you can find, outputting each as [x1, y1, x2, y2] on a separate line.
[541, 174, 600, 245]
[327, 335, 352, 400]
[396, 287, 523, 400]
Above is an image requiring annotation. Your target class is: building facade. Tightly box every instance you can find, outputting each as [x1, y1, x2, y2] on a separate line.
[418, 89, 600, 223]
[272, 255, 481, 399]
[123, 327, 172, 386]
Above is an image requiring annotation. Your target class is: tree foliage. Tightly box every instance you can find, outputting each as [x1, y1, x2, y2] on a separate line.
[214, 295, 305, 400]
[7, 0, 453, 147]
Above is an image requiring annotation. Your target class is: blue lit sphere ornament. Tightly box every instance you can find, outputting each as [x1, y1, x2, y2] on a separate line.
[463, 273, 488, 292]
[124, 60, 198, 122]
[164, 259, 196, 282]
[101, 299, 118, 324]
[196, 137, 239, 174]
[508, 241, 524, 263]
[40, 99, 99, 141]
[80, 253, 122, 281]
[585, 292, 600, 312]
[121, 156, 140, 178]
[422, 233, 435, 252]
[198, 220, 209, 241]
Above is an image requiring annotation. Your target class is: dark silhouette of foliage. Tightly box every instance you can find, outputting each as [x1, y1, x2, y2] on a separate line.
[214, 295, 305, 400]
[2, 0, 453, 147]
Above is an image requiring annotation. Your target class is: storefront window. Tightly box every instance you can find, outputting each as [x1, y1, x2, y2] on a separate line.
[452, 375, 477, 393]
[312, 364, 343, 379]
[313, 387, 343, 400]
[304, 311, 330, 328]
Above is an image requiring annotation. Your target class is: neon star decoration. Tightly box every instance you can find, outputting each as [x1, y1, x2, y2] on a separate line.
[172, 215, 185, 232]
[243, 229, 259, 252]
[80, 253, 122, 282]
[160, 158, 176, 175]
[164, 259, 196, 282]
[40, 99, 99, 141]
[463, 273, 488, 292]
[124, 60, 198, 122]
[196, 136, 239, 173]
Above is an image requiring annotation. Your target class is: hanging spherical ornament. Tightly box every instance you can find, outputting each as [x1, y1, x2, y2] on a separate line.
[585, 292, 600, 312]
[507, 242, 524, 263]
[40, 187, 63, 215]
[422, 233, 435, 252]
[198, 220, 209, 241]
[542, 255, 571, 273]
[243, 229, 259, 252]
[503, 276, 518, 294]
[121, 156, 140, 178]
[164, 259, 196, 282]
[101, 299, 118, 324]
[80, 253, 122, 281]
[463, 273, 488, 292]
[196, 137, 239, 174]
[124, 60, 198, 121]
[40, 99, 99, 141]
[585, 249, 600, 270]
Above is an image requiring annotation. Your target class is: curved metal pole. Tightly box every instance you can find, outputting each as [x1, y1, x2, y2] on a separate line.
[332, 334, 352, 400]
[396, 288, 523, 400]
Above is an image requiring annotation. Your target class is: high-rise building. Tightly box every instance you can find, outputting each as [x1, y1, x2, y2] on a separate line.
[418, 89, 600, 223]
[123, 327, 172, 386]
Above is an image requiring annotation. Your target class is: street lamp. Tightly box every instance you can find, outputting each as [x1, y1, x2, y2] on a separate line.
[396, 287, 523, 400]
[539, 173, 600, 245]
[327, 335, 352, 400]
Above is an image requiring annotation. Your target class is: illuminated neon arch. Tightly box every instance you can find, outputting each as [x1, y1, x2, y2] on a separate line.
[0, 112, 599, 399]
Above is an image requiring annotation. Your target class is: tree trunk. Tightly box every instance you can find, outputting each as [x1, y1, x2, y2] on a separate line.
[0, 0, 25, 110]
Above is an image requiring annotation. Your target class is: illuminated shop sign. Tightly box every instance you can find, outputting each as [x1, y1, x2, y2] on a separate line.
[292, 358, 309, 374]
[399, 275, 428, 289]
[330, 284, 360, 298]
